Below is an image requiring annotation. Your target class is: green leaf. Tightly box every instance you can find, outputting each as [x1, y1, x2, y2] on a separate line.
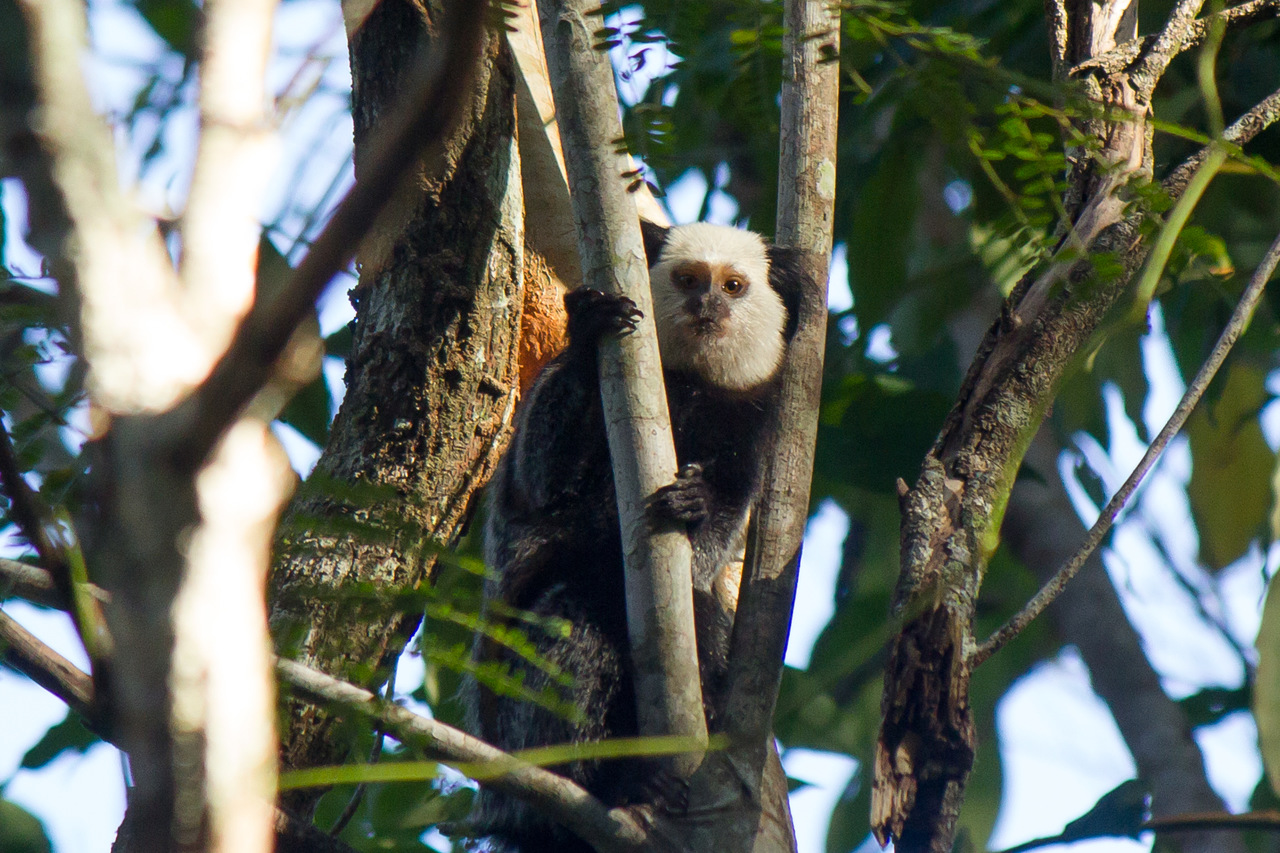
[1255, 578, 1280, 798]
[1186, 361, 1274, 570]
[0, 798, 53, 853]
[1178, 685, 1251, 728]
[848, 147, 921, 328]
[278, 373, 332, 447]
[1057, 780, 1150, 843]
[132, 0, 200, 57]
[816, 373, 952, 495]
[20, 712, 100, 770]
[824, 766, 871, 853]
[325, 325, 353, 360]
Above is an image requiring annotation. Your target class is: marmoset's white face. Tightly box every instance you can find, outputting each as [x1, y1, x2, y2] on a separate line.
[649, 223, 787, 393]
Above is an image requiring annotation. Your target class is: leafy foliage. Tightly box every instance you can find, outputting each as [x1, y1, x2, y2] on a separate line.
[3, 0, 1280, 850]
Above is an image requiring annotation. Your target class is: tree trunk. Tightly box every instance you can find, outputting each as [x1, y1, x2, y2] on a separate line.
[269, 0, 524, 810]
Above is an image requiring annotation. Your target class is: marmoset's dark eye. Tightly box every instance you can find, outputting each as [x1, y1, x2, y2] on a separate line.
[676, 273, 698, 290]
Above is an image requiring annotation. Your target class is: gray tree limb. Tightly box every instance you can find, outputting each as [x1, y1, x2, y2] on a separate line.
[276, 657, 650, 853]
[537, 0, 707, 764]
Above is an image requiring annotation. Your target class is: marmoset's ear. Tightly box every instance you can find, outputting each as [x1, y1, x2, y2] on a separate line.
[640, 219, 671, 266]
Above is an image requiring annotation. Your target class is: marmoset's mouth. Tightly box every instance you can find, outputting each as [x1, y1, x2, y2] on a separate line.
[689, 317, 724, 337]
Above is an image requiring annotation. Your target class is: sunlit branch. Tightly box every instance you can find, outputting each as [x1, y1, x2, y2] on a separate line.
[18, 0, 194, 412]
[275, 657, 648, 853]
[172, 3, 487, 471]
[181, 0, 278, 365]
[538, 0, 706, 767]
[725, 0, 839, 747]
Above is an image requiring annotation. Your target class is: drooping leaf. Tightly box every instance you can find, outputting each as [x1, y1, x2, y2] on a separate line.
[278, 373, 332, 447]
[847, 146, 922, 329]
[1053, 321, 1149, 446]
[132, 0, 201, 58]
[1186, 361, 1274, 570]
[1255, 578, 1280, 798]
[1178, 684, 1251, 728]
[824, 765, 872, 853]
[1057, 780, 1150, 843]
[326, 325, 354, 360]
[19, 712, 100, 770]
[816, 372, 952, 495]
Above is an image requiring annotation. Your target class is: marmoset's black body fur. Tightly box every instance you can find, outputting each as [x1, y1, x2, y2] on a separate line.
[463, 221, 808, 852]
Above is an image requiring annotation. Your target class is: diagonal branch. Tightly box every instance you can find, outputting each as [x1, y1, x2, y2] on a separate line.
[0, 619, 360, 853]
[170, 2, 487, 472]
[275, 657, 648, 853]
[0, 607, 94, 719]
[0, 557, 110, 609]
[1164, 85, 1280, 196]
[1130, 0, 1207, 97]
[973, 225, 1280, 665]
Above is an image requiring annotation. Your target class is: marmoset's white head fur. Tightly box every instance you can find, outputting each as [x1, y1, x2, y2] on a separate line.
[649, 223, 787, 392]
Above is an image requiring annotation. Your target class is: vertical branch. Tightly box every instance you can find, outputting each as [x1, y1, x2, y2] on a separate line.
[173, 420, 293, 853]
[537, 0, 708, 764]
[171, 6, 283, 852]
[269, 1, 510, 805]
[180, 0, 278, 365]
[725, 0, 839, 747]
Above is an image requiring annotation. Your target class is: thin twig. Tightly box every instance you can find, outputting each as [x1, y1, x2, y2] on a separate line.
[0, 558, 110, 609]
[275, 657, 647, 853]
[328, 659, 395, 836]
[0, 416, 60, 568]
[0, 607, 94, 719]
[172, 3, 487, 471]
[1147, 810, 1280, 832]
[1165, 86, 1280, 196]
[972, 226, 1280, 666]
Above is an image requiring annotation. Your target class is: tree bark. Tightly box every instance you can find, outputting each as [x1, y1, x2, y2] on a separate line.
[269, 0, 524, 809]
[871, 0, 1208, 848]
